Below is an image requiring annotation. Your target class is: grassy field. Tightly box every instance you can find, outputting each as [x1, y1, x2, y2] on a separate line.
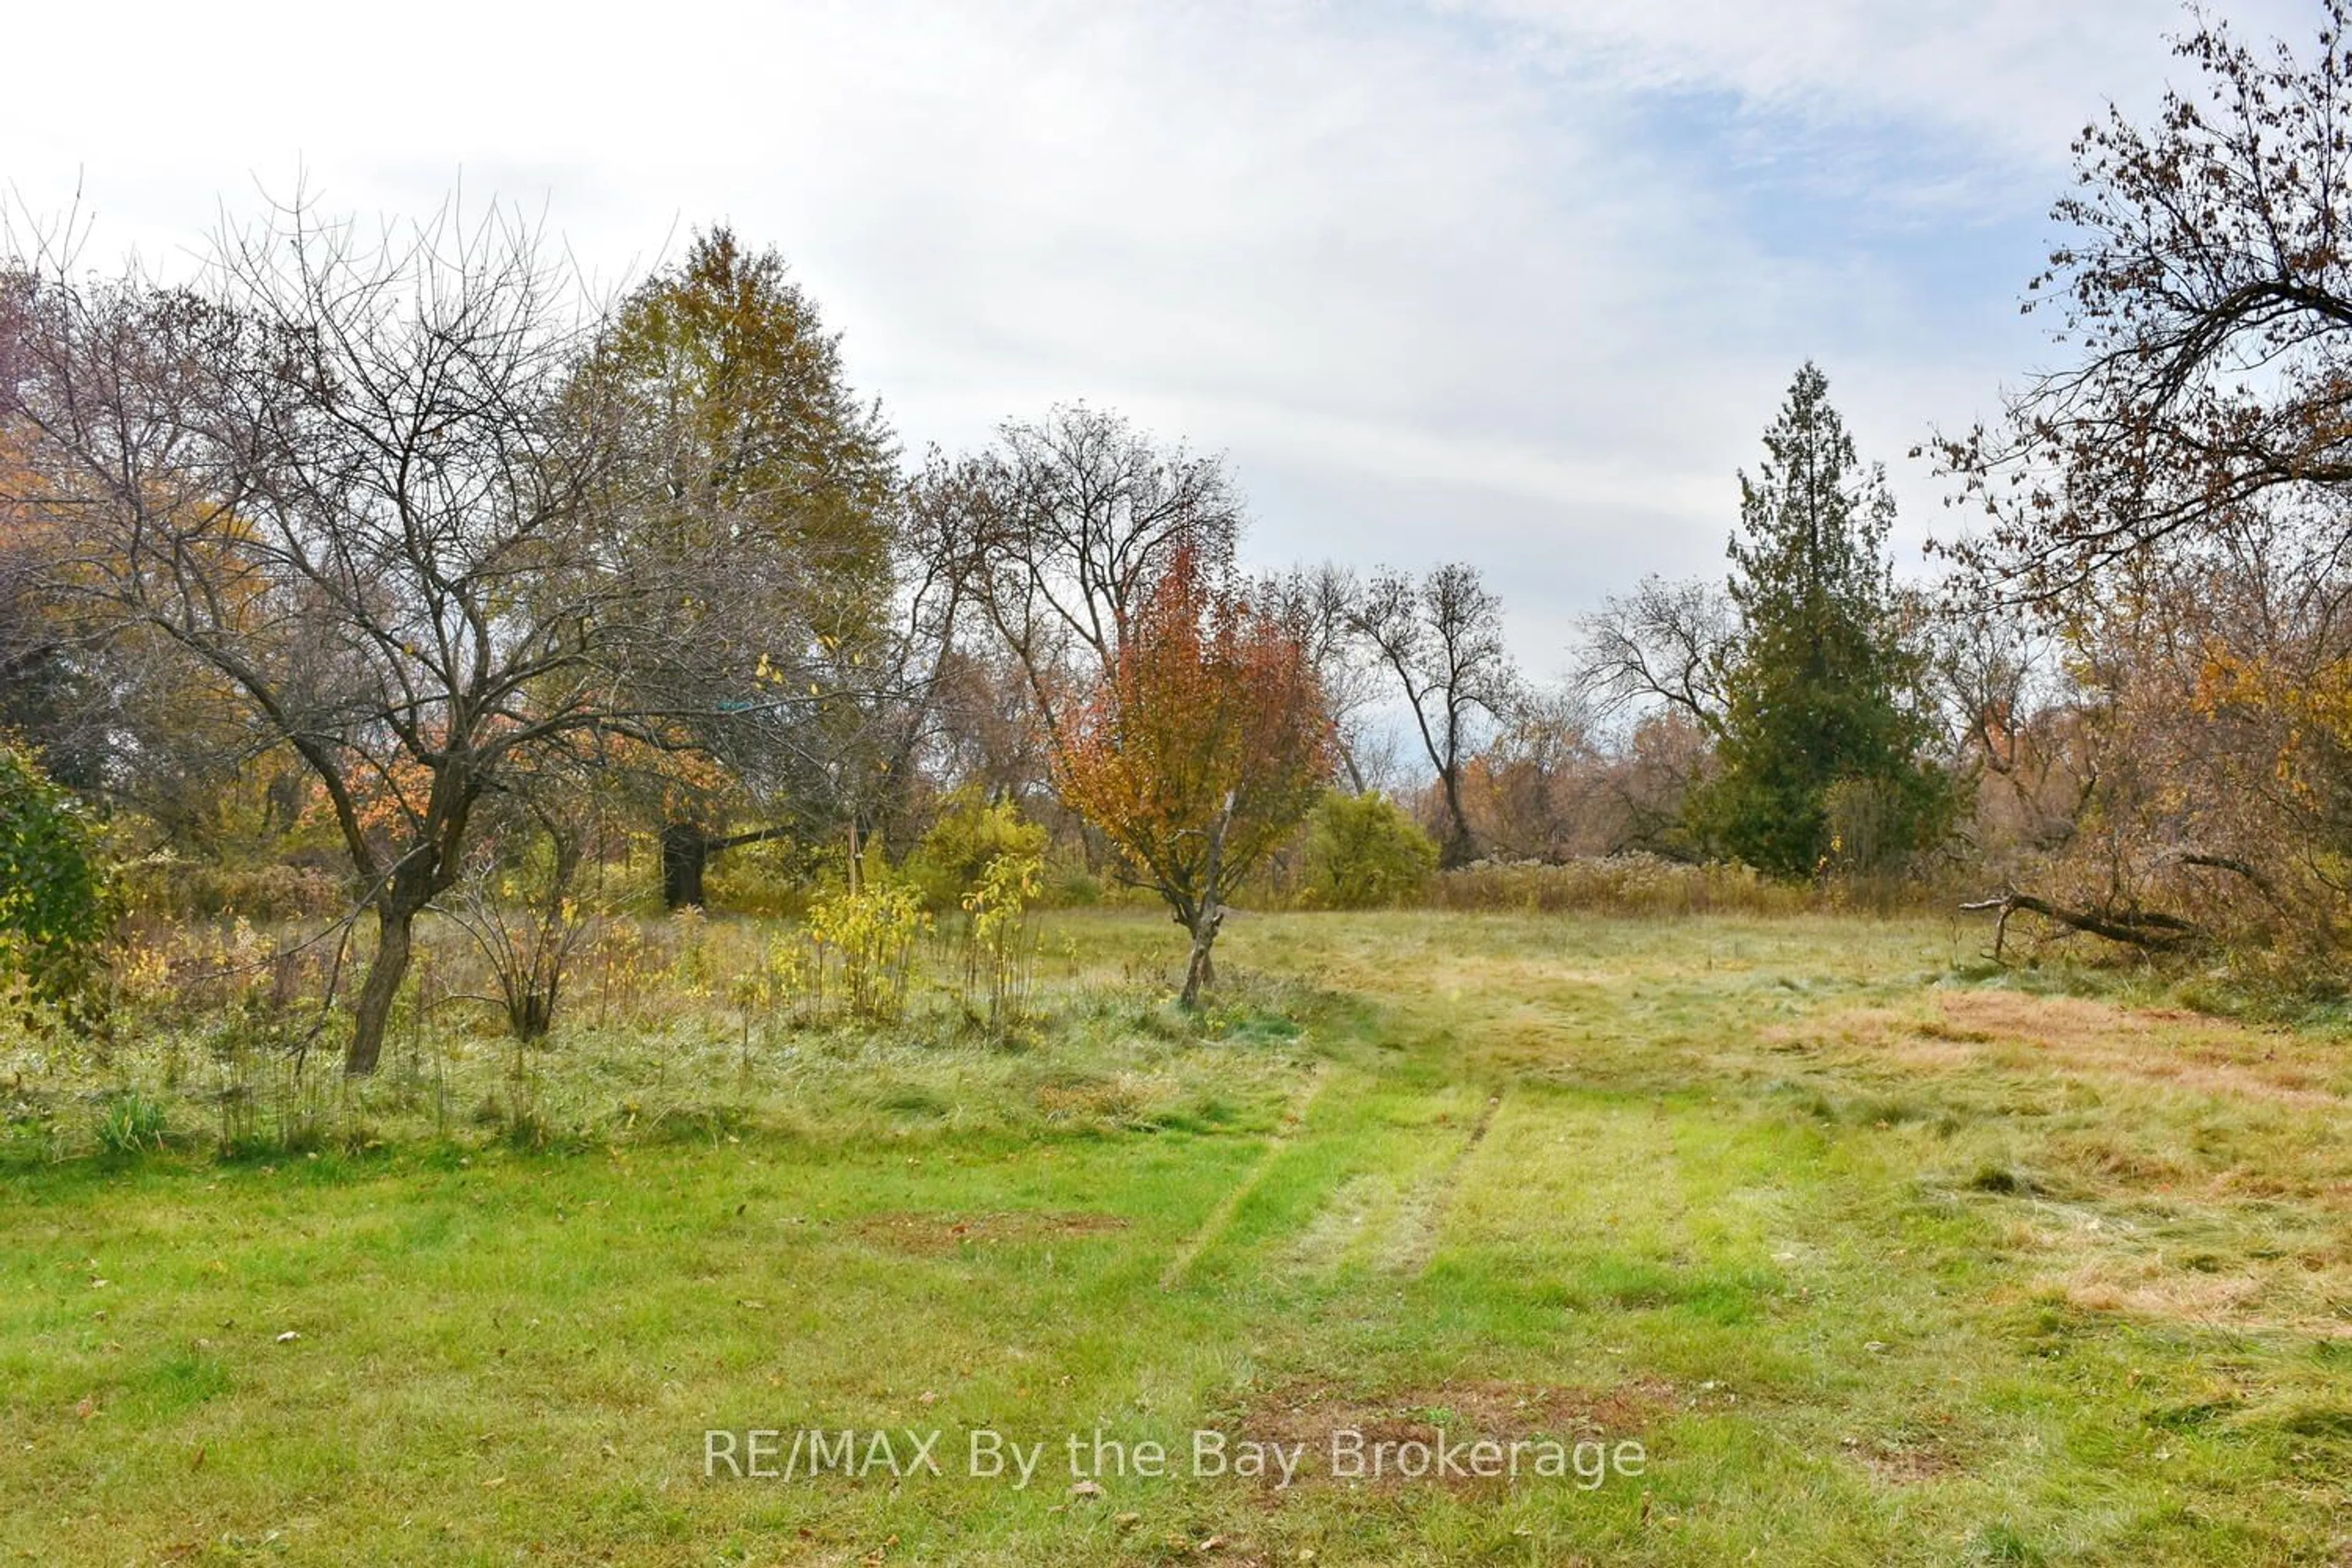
[4, 910, 2349, 1564]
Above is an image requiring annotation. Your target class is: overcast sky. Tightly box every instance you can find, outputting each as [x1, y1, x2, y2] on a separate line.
[1, 0, 2315, 671]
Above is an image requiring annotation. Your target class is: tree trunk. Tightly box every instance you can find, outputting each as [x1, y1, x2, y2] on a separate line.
[1179, 907, 1221, 1009]
[1438, 768, 1475, 869]
[1178, 790, 1235, 1009]
[346, 900, 418, 1076]
[661, 822, 708, 910]
[1959, 889, 2199, 952]
[663, 821, 797, 910]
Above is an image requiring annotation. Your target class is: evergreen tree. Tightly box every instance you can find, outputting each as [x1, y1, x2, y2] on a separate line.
[1695, 363, 1950, 877]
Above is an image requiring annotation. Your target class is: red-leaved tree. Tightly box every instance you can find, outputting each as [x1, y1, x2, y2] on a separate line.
[1055, 549, 1333, 1006]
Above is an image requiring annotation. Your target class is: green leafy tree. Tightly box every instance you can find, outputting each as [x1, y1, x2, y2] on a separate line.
[0, 742, 107, 1019]
[1301, 789, 1439, 908]
[586, 227, 903, 904]
[1695, 363, 1950, 877]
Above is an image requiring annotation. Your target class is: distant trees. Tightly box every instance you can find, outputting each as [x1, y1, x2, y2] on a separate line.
[944, 402, 1243, 714]
[1581, 575, 1733, 728]
[1055, 548, 1332, 1004]
[1, 198, 831, 1072]
[23, 104, 2294, 1045]
[1262, 562, 1388, 794]
[1454, 682, 1620, 862]
[1695, 363, 1950, 878]
[1352, 564, 1517, 868]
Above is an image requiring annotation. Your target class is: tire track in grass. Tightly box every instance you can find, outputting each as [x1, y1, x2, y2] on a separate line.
[1158, 1067, 1331, 1292]
[1387, 1084, 1507, 1276]
[1282, 1080, 1491, 1276]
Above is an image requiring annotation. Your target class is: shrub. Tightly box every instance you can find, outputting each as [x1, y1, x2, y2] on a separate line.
[908, 790, 1049, 912]
[0, 744, 108, 1021]
[699, 833, 807, 917]
[1301, 791, 1439, 909]
[93, 1088, 168, 1155]
[961, 851, 1042, 1031]
[805, 878, 932, 1022]
[116, 856, 345, 923]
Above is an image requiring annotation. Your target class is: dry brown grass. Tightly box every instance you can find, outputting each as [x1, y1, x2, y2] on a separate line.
[1777, 990, 2346, 1110]
[1762, 989, 2352, 1340]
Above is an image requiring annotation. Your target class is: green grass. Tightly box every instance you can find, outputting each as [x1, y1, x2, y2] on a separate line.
[3, 910, 2348, 1563]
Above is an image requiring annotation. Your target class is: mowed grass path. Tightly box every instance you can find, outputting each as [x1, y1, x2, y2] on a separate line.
[4, 913, 2349, 1564]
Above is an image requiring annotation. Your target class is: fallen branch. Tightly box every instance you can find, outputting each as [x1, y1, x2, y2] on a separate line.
[1959, 888, 2201, 958]
[2166, 850, 2282, 904]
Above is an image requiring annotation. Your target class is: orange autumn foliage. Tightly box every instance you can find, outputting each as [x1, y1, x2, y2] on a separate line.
[1054, 548, 1333, 938]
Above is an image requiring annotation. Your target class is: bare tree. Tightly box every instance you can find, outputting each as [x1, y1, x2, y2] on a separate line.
[1261, 561, 1385, 793]
[2, 196, 824, 1073]
[1939, 2, 2352, 599]
[1577, 575, 1734, 728]
[1351, 563, 1517, 869]
[941, 404, 1242, 729]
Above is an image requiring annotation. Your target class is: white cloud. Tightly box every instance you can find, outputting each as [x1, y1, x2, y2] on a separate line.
[2, 0, 2291, 663]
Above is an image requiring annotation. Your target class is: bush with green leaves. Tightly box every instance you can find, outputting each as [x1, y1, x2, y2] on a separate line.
[961, 850, 1042, 1031]
[804, 877, 932, 1022]
[908, 789, 1049, 911]
[1300, 790, 1439, 909]
[0, 744, 108, 1020]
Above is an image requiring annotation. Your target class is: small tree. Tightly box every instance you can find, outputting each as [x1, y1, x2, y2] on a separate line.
[0, 741, 105, 1022]
[439, 791, 593, 1042]
[1055, 550, 1333, 1005]
[1695, 363, 1951, 878]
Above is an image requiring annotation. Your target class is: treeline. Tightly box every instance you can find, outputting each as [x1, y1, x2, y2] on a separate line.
[0, 205, 1955, 1062]
[9, 2, 2352, 1057]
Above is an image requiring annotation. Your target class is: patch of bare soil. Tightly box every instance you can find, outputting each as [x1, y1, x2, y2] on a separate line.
[1842, 1433, 1962, 1485]
[848, 1210, 1129, 1255]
